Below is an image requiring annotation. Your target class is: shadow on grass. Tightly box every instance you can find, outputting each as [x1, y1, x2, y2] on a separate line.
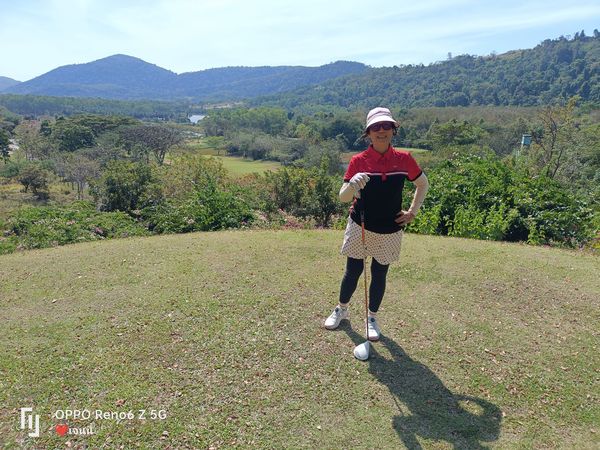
[342, 324, 502, 449]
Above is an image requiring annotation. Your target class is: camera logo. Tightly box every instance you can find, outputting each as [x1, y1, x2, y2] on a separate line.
[20, 407, 40, 438]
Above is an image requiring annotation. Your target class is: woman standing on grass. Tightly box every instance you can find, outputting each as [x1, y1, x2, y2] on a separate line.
[324, 107, 429, 340]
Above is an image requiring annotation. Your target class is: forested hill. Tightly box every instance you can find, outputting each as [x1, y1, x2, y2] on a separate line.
[1, 54, 367, 101]
[0, 76, 20, 91]
[4, 32, 600, 107]
[253, 32, 600, 109]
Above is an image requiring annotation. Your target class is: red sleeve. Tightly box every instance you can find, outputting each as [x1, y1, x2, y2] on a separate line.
[406, 153, 423, 181]
[344, 156, 359, 182]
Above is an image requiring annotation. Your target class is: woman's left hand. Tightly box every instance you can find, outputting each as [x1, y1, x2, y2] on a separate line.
[395, 210, 416, 226]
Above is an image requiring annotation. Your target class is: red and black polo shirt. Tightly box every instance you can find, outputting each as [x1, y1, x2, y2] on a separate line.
[344, 145, 423, 234]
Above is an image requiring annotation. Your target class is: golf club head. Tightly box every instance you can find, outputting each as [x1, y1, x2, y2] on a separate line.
[353, 341, 370, 361]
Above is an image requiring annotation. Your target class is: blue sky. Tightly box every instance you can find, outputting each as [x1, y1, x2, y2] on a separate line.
[1, 0, 600, 81]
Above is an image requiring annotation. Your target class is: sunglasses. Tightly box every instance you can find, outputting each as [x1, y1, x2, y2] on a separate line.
[369, 122, 394, 132]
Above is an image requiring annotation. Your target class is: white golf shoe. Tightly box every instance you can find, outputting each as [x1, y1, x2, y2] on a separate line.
[324, 306, 348, 330]
[367, 317, 381, 341]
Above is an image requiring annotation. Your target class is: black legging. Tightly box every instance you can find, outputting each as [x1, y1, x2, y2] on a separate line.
[339, 257, 389, 313]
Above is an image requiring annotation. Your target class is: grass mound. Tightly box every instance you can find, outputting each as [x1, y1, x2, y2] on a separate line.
[1, 231, 598, 448]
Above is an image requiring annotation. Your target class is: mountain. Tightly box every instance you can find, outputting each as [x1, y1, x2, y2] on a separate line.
[3, 55, 178, 100]
[4, 32, 599, 108]
[0, 76, 20, 91]
[174, 61, 367, 101]
[253, 32, 600, 109]
[1, 55, 368, 101]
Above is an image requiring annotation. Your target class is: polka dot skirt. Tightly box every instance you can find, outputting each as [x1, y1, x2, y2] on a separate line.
[340, 218, 403, 265]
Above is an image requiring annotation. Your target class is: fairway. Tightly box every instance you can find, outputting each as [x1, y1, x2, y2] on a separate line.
[172, 142, 281, 176]
[212, 156, 281, 176]
[1, 231, 598, 448]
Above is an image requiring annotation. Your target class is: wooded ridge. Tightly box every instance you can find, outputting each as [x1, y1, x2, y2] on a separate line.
[1, 55, 367, 102]
[254, 32, 600, 109]
[2, 32, 600, 108]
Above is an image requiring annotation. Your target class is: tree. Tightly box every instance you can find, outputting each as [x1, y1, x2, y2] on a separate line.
[529, 96, 580, 179]
[51, 118, 96, 152]
[40, 120, 52, 137]
[90, 161, 162, 213]
[119, 124, 183, 165]
[303, 138, 344, 174]
[203, 136, 226, 155]
[426, 119, 487, 149]
[18, 165, 50, 199]
[63, 154, 101, 200]
[14, 120, 49, 160]
[318, 114, 363, 150]
[270, 167, 310, 215]
[311, 159, 341, 227]
[0, 129, 10, 163]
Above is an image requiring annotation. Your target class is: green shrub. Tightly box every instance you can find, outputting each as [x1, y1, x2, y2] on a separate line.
[159, 154, 228, 201]
[18, 164, 49, 197]
[0, 236, 17, 255]
[2, 201, 148, 252]
[449, 206, 486, 239]
[484, 204, 521, 241]
[268, 165, 345, 225]
[146, 181, 254, 233]
[90, 160, 163, 213]
[510, 176, 595, 247]
[407, 204, 443, 235]
[407, 154, 595, 247]
[0, 159, 28, 178]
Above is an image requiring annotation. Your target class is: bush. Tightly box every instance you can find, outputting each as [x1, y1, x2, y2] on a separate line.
[0, 236, 18, 255]
[448, 204, 520, 240]
[408, 204, 443, 235]
[2, 201, 148, 252]
[159, 154, 228, 201]
[145, 180, 254, 233]
[268, 165, 346, 226]
[18, 164, 50, 197]
[90, 160, 163, 213]
[510, 179, 595, 246]
[406, 154, 595, 247]
[0, 159, 28, 178]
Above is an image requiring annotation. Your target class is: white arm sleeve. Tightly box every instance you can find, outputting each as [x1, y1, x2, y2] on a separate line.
[339, 182, 356, 202]
[407, 173, 429, 215]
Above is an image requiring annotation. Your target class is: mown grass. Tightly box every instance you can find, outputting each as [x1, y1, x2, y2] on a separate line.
[212, 157, 281, 176]
[1, 231, 599, 449]
[170, 141, 281, 176]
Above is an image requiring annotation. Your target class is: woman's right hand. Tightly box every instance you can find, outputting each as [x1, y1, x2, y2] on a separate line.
[349, 173, 370, 193]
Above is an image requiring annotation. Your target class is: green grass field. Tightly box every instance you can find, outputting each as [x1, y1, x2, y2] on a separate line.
[212, 156, 281, 176]
[1, 231, 598, 448]
[170, 141, 281, 176]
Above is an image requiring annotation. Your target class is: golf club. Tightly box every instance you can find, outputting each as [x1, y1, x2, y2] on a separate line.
[353, 208, 371, 361]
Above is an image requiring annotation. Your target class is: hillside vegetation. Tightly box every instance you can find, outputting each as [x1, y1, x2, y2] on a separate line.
[2, 33, 600, 110]
[0, 94, 198, 120]
[1, 55, 367, 102]
[1, 230, 598, 448]
[1, 97, 598, 254]
[0, 76, 20, 92]
[256, 32, 600, 110]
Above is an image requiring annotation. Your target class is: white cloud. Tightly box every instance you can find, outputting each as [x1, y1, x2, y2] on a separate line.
[0, 0, 599, 80]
